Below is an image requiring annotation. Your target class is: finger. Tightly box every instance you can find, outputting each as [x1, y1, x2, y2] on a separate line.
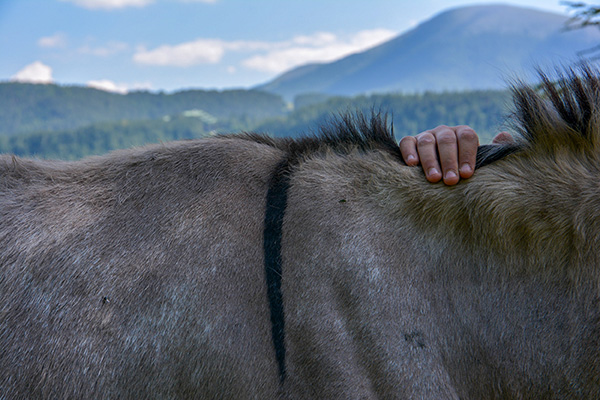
[492, 131, 514, 144]
[416, 131, 442, 183]
[455, 125, 479, 179]
[433, 126, 460, 185]
[399, 136, 419, 166]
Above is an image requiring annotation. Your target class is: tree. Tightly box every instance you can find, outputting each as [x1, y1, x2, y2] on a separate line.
[563, 2, 600, 57]
[564, 2, 600, 28]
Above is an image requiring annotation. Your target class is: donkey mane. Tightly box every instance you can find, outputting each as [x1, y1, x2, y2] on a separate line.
[235, 113, 403, 166]
[515, 64, 600, 148]
[478, 64, 600, 167]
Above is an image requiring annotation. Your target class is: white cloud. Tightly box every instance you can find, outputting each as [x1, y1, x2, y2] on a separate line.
[133, 29, 397, 73]
[11, 61, 54, 84]
[132, 38, 273, 67]
[87, 79, 129, 94]
[242, 29, 398, 73]
[86, 79, 152, 94]
[134, 39, 226, 66]
[59, 0, 154, 10]
[38, 33, 68, 49]
[292, 32, 338, 47]
[349, 29, 398, 49]
[79, 41, 129, 57]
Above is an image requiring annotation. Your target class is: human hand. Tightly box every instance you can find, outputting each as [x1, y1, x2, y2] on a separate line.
[400, 125, 512, 185]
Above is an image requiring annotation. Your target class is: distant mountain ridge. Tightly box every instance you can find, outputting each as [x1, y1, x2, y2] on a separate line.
[256, 4, 600, 101]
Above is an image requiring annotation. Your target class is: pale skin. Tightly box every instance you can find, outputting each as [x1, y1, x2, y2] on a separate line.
[400, 125, 514, 185]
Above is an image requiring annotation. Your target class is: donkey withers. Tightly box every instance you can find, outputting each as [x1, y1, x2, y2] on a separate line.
[1, 66, 600, 399]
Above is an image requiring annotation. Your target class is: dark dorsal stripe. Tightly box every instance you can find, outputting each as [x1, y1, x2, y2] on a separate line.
[263, 158, 290, 383]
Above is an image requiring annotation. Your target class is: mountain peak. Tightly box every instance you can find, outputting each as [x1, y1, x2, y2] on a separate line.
[256, 4, 600, 101]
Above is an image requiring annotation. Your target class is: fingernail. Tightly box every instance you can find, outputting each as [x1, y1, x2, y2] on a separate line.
[445, 170, 457, 180]
[460, 164, 472, 174]
[428, 168, 439, 177]
[406, 154, 416, 163]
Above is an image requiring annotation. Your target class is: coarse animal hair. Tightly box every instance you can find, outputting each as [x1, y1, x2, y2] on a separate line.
[1, 65, 600, 399]
[476, 64, 600, 164]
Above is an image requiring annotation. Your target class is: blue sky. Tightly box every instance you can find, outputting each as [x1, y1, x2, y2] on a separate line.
[1, 0, 571, 93]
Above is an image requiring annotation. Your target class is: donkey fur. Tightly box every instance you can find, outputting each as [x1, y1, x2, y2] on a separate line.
[1, 66, 600, 398]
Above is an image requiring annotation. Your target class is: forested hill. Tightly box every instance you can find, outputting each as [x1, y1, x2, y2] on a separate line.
[0, 87, 511, 160]
[256, 89, 510, 142]
[0, 82, 287, 136]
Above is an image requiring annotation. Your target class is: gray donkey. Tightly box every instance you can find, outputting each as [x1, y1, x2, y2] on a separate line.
[1, 66, 599, 399]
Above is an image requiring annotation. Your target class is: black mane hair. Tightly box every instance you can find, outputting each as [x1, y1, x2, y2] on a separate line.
[291, 112, 403, 162]
[235, 112, 403, 165]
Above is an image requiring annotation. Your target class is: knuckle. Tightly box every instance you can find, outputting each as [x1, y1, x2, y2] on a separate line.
[457, 127, 478, 142]
[416, 132, 435, 146]
[399, 135, 416, 146]
[435, 130, 457, 145]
